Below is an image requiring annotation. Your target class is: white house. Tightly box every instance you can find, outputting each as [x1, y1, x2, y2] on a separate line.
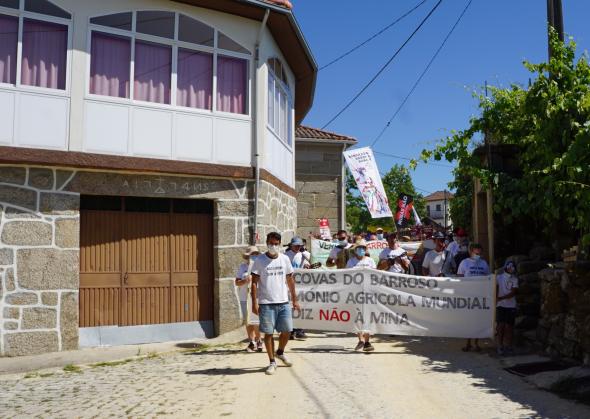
[425, 190, 453, 229]
[0, 0, 316, 356]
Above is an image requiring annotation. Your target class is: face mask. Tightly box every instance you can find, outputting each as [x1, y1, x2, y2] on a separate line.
[505, 263, 515, 274]
[267, 245, 280, 255]
[460, 246, 468, 252]
[454, 237, 461, 244]
[472, 254, 481, 261]
[338, 239, 348, 246]
[356, 248, 366, 257]
[377, 234, 384, 240]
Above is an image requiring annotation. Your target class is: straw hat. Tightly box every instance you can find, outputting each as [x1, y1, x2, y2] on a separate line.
[242, 245, 260, 258]
[352, 239, 368, 249]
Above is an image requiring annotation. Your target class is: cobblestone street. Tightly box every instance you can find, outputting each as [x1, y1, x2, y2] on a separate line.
[2, 333, 590, 418]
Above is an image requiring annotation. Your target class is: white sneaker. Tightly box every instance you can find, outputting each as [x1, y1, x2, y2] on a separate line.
[265, 362, 277, 375]
[276, 353, 293, 367]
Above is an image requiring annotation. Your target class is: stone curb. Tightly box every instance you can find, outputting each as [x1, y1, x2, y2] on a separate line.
[0, 327, 245, 375]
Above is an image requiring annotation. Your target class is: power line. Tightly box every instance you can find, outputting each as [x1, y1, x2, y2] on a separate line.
[373, 150, 454, 168]
[371, 0, 474, 147]
[321, 0, 443, 130]
[319, 0, 429, 71]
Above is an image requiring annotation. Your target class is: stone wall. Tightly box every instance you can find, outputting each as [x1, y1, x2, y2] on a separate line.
[0, 166, 80, 356]
[0, 165, 297, 356]
[535, 262, 590, 363]
[295, 143, 343, 237]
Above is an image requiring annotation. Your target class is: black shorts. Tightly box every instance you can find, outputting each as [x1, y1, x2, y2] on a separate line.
[496, 307, 516, 326]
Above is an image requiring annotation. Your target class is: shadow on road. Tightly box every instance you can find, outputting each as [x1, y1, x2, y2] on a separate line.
[388, 336, 586, 417]
[185, 367, 262, 376]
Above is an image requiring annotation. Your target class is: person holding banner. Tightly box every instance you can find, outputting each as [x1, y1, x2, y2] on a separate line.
[422, 232, 455, 276]
[251, 232, 300, 375]
[285, 236, 309, 340]
[377, 233, 410, 274]
[345, 240, 376, 352]
[458, 243, 490, 352]
[326, 230, 351, 269]
[496, 260, 519, 356]
[235, 246, 262, 353]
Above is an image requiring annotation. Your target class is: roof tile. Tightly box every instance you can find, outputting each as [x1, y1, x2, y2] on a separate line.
[295, 125, 357, 143]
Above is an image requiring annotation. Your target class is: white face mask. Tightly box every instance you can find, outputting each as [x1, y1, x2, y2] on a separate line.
[267, 245, 280, 255]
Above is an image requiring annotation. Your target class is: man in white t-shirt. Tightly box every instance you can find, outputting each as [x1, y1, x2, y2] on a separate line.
[345, 239, 376, 352]
[422, 232, 454, 276]
[251, 232, 299, 375]
[326, 230, 351, 269]
[377, 233, 409, 273]
[496, 260, 518, 355]
[235, 246, 262, 353]
[457, 243, 490, 278]
[457, 243, 490, 352]
[285, 236, 309, 340]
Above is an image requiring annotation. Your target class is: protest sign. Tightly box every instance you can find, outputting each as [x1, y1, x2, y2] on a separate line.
[293, 268, 494, 338]
[318, 218, 332, 240]
[310, 239, 420, 268]
[343, 147, 392, 219]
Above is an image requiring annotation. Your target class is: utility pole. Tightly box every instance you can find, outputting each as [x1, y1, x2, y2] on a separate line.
[443, 189, 447, 231]
[547, 0, 564, 60]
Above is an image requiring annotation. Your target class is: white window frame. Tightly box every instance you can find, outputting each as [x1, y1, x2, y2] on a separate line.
[266, 60, 293, 148]
[85, 10, 252, 119]
[0, 0, 73, 96]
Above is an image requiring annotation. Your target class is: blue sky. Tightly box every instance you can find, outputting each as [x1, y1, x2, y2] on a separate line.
[294, 0, 590, 196]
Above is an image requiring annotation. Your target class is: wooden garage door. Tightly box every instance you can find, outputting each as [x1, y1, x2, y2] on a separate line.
[79, 196, 213, 327]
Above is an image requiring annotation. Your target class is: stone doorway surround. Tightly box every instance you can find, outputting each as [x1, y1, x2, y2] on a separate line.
[0, 165, 297, 356]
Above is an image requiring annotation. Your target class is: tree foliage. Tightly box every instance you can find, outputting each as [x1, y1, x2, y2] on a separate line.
[346, 164, 425, 233]
[413, 29, 590, 247]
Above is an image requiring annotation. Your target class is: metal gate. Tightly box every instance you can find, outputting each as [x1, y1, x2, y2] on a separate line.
[79, 196, 213, 327]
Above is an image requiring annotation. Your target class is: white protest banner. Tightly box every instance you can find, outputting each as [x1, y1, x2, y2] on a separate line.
[310, 239, 421, 268]
[344, 147, 393, 218]
[293, 269, 495, 338]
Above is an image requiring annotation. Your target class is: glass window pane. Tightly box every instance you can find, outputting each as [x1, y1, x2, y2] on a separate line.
[136, 11, 174, 39]
[280, 90, 288, 141]
[267, 75, 274, 127]
[177, 48, 212, 109]
[178, 14, 214, 46]
[274, 85, 280, 130]
[25, 0, 71, 19]
[218, 32, 250, 54]
[0, 0, 19, 9]
[134, 40, 171, 104]
[90, 32, 131, 98]
[0, 14, 18, 84]
[90, 13, 132, 31]
[216, 55, 247, 114]
[21, 18, 67, 89]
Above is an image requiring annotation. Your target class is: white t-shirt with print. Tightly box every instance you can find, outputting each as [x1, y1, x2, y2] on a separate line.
[422, 249, 447, 276]
[251, 253, 294, 304]
[378, 246, 398, 261]
[346, 256, 376, 269]
[457, 257, 490, 277]
[497, 273, 519, 308]
[235, 262, 251, 302]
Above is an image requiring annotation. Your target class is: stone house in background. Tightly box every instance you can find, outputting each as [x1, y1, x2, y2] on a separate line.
[0, 0, 316, 356]
[295, 126, 356, 239]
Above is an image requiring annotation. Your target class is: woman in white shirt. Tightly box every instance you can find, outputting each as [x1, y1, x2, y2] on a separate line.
[346, 240, 376, 352]
[235, 246, 262, 353]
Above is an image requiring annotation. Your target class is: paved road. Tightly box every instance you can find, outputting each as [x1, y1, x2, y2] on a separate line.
[1, 333, 589, 418]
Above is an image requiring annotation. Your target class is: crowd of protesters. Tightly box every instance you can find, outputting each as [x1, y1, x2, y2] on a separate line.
[236, 227, 519, 375]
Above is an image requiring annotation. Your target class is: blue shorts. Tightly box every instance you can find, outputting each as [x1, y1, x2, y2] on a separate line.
[258, 303, 293, 334]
